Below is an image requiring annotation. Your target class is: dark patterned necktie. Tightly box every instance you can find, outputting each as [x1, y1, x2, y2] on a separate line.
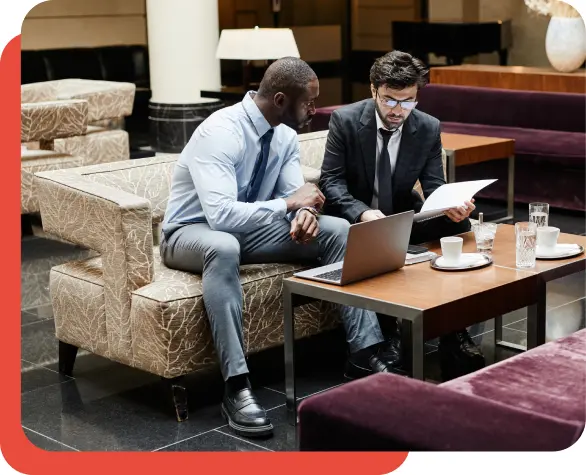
[246, 128, 274, 203]
[378, 128, 394, 216]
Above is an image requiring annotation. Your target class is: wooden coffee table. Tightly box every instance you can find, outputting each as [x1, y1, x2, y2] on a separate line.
[283, 250, 538, 425]
[283, 225, 586, 425]
[441, 133, 515, 222]
[425, 224, 586, 351]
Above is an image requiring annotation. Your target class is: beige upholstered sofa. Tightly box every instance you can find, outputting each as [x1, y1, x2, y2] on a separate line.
[34, 130, 446, 421]
[21, 79, 135, 217]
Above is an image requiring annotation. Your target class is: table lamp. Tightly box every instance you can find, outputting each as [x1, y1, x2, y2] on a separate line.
[215, 27, 300, 89]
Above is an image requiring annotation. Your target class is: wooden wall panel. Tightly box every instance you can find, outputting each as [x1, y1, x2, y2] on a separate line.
[22, 0, 147, 50]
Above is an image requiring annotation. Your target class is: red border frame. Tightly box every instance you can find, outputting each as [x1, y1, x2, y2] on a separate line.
[0, 35, 408, 474]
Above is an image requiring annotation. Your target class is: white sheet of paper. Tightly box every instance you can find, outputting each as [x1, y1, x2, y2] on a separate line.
[414, 179, 497, 222]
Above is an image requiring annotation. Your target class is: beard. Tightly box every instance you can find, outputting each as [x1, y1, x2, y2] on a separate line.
[375, 101, 405, 131]
[282, 110, 312, 130]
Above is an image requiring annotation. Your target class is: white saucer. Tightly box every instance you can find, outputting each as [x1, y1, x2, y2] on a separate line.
[431, 253, 492, 271]
[536, 243, 584, 260]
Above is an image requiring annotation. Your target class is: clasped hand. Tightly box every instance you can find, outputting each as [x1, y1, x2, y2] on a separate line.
[285, 183, 325, 244]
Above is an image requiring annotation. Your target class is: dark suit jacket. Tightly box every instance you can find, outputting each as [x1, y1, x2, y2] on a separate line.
[319, 99, 445, 224]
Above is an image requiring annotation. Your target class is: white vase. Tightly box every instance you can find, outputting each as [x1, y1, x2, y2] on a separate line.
[545, 16, 586, 73]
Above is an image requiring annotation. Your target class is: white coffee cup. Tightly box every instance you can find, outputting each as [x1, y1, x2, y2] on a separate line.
[536, 226, 560, 250]
[441, 236, 463, 265]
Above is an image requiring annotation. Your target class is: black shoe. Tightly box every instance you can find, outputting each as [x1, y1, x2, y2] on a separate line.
[344, 347, 406, 380]
[221, 388, 273, 438]
[439, 330, 485, 381]
[379, 333, 403, 369]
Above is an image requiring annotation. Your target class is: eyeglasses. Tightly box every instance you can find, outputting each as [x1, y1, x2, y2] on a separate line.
[376, 92, 418, 111]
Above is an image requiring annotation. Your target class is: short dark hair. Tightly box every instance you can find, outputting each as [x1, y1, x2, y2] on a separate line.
[257, 57, 317, 99]
[369, 50, 429, 90]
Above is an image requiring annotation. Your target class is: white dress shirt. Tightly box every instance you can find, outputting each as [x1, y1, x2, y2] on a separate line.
[162, 91, 304, 236]
[371, 111, 403, 209]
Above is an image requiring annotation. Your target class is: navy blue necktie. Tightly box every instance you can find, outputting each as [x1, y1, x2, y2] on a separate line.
[378, 128, 394, 216]
[246, 128, 274, 203]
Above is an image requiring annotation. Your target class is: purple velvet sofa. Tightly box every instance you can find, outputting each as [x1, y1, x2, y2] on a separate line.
[416, 84, 586, 212]
[298, 328, 586, 451]
[310, 84, 586, 211]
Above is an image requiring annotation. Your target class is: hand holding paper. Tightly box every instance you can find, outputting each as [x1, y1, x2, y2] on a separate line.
[414, 179, 497, 222]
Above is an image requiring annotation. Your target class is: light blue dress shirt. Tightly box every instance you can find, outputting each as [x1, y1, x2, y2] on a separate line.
[162, 91, 304, 236]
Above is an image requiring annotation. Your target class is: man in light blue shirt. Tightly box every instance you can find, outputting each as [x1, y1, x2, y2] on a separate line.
[161, 58, 388, 438]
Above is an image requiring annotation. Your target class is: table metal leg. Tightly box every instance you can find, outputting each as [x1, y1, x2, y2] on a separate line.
[494, 314, 503, 347]
[446, 150, 456, 184]
[527, 279, 547, 349]
[283, 287, 297, 426]
[410, 316, 424, 380]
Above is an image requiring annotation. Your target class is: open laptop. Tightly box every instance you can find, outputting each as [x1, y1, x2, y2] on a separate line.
[294, 210, 414, 286]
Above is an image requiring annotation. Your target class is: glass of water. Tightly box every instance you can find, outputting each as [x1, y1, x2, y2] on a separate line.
[472, 222, 497, 253]
[529, 202, 549, 227]
[515, 222, 537, 268]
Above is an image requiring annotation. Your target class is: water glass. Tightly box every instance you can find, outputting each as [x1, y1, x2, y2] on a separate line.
[472, 222, 497, 253]
[529, 202, 549, 227]
[515, 222, 537, 268]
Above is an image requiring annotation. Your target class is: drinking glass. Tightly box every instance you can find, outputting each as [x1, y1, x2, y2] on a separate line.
[529, 202, 549, 227]
[515, 222, 537, 268]
[472, 222, 497, 253]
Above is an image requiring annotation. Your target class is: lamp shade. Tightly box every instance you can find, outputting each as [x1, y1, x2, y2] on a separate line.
[215, 27, 300, 60]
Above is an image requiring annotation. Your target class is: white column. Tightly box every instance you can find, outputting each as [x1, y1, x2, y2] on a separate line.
[146, 0, 221, 104]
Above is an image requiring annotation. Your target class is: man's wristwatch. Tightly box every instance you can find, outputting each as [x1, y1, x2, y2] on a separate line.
[296, 206, 319, 217]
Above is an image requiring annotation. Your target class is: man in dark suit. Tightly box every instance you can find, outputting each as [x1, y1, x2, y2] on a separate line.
[319, 51, 485, 380]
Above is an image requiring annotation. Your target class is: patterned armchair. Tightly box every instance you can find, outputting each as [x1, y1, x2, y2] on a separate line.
[34, 132, 338, 422]
[21, 79, 135, 218]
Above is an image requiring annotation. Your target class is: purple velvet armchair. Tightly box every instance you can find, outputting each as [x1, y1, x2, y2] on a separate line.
[298, 329, 586, 451]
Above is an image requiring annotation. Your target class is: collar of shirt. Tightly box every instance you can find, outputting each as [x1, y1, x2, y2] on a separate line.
[375, 109, 403, 138]
[242, 91, 272, 138]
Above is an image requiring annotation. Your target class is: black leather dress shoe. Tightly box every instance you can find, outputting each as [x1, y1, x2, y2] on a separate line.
[379, 333, 403, 369]
[439, 330, 485, 381]
[221, 388, 273, 438]
[344, 348, 406, 380]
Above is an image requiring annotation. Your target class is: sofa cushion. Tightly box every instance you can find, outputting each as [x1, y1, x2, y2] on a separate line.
[443, 328, 586, 425]
[441, 122, 586, 164]
[53, 128, 130, 166]
[21, 150, 83, 214]
[21, 100, 88, 142]
[22, 79, 136, 121]
[418, 84, 586, 134]
[51, 249, 339, 378]
[302, 165, 321, 184]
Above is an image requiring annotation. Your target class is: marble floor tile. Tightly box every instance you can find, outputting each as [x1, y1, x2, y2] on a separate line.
[21, 364, 72, 394]
[21, 305, 53, 326]
[21, 319, 58, 367]
[217, 405, 294, 452]
[23, 428, 78, 452]
[21, 374, 284, 452]
[158, 429, 270, 452]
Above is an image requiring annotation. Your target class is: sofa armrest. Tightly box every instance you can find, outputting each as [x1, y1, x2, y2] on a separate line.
[21, 100, 88, 142]
[298, 373, 583, 451]
[35, 167, 155, 360]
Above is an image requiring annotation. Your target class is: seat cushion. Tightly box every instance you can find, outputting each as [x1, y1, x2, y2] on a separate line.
[51, 248, 339, 378]
[442, 328, 586, 425]
[53, 128, 130, 166]
[441, 122, 586, 164]
[21, 150, 83, 214]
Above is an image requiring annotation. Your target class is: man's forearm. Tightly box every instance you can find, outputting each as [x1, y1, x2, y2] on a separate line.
[206, 198, 287, 232]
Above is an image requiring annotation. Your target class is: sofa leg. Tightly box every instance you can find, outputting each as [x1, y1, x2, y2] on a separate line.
[58, 341, 79, 376]
[162, 377, 189, 422]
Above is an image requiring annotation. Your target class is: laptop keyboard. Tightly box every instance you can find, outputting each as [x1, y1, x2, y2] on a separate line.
[313, 268, 343, 282]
